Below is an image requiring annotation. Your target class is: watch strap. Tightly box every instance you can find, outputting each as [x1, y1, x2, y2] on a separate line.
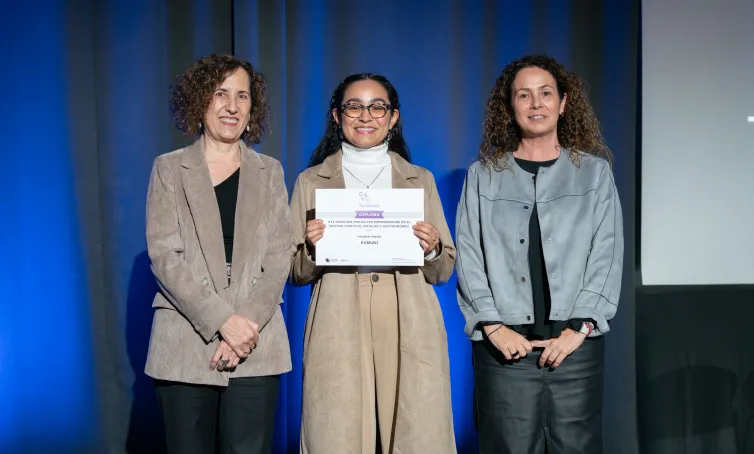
[568, 319, 594, 336]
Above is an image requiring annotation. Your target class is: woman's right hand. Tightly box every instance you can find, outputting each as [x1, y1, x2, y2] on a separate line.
[484, 324, 532, 360]
[305, 219, 326, 247]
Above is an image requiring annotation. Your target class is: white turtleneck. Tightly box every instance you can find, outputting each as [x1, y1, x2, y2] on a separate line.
[341, 141, 392, 189]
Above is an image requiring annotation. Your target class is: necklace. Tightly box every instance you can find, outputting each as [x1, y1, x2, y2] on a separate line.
[342, 165, 389, 188]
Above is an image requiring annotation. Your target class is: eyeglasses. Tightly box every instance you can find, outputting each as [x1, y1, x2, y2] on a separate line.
[340, 103, 392, 119]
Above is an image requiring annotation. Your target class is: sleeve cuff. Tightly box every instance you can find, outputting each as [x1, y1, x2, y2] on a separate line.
[464, 307, 502, 338]
[196, 295, 235, 343]
[424, 241, 444, 262]
[571, 289, 615, 336]
[292, 245, 323, 285]
[568, 307, 609, 336]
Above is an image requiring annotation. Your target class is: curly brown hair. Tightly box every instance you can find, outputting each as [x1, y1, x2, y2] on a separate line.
[169, 54, 269, 145]
[479, 54, 612, 171]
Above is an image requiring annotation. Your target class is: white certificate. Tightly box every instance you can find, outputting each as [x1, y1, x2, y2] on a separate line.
[315, 189, 424, 266]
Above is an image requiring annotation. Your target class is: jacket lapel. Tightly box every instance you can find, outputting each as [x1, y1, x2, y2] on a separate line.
[229, 143, 266, 284]
[316, 151, 347, 189]
[389, 151, 420, 189]
[180, 140, 229, 290]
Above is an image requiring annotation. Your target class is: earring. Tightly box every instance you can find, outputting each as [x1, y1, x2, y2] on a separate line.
[246, 123, 250, 132]
[385, 129, 394, 142]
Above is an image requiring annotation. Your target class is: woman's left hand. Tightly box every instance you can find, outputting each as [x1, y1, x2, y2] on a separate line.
[210, 340, 241, 372]
[530, 328, 587, 369]
[413, 221, 441, 255]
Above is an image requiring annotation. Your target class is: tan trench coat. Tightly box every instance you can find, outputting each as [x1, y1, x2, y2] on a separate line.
[290, 151, 457, 454]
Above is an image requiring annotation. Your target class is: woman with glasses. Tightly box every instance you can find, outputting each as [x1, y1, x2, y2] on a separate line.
[290, 73, 457, 454]
[456, 54, 623, 453]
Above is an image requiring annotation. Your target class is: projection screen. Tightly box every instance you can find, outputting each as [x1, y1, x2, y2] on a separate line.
[641, 0, 754, 285]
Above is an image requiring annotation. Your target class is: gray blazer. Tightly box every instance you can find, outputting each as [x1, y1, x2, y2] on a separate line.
[456, 150, 624, 341]
[144, 139, 293, 385]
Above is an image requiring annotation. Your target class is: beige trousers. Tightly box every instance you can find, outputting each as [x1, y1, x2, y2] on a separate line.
[358, 272, 400, 454]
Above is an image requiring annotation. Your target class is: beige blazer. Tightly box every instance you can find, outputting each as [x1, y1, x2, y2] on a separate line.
[144, 139, 293, 386]
[291, 151, 458, 454]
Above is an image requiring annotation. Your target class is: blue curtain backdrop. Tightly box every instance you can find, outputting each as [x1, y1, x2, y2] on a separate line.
[0, 1, 637, 453]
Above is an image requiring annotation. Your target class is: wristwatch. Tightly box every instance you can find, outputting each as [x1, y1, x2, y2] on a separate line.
[567, 319, 594, 336]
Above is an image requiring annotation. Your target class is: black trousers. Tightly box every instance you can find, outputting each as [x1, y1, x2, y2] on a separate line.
[155, 375, 280, 454]
[473, 337, 604, 454]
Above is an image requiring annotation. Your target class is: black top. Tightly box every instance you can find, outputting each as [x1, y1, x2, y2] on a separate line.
[214, 168, 240, 263]
[510, 157, 567, 340]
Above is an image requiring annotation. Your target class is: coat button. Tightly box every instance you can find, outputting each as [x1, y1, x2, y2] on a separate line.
[372, 274, 380, 282]
[252, 277, 258, 285]
[202, 278, 209, 286]
[548, 238, 553, 243]
[524, 205, 529, 209]
[526, 315, 531, 321]
[552, 273, 557, 278]
[520, 239, 525, 244]
[521, 277, 526, 282]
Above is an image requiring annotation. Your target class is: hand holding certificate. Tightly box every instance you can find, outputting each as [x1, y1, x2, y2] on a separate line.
[314, 189, 425, 266]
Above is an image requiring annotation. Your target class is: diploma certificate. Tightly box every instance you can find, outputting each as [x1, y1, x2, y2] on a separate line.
[315, 188, 424, 266]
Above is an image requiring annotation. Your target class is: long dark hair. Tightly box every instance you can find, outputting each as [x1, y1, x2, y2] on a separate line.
[308, 73, 411, 167]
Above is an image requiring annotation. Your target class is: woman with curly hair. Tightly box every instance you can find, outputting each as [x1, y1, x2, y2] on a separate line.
[290, 73, 457, 454]
[144, 54, 293, 454]
[455, 54, 623, 453]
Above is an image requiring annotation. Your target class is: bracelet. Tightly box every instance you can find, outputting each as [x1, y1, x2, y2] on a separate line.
[487, 324, 504, 336]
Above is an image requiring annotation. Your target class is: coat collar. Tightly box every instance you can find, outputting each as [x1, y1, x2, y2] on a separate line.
[508, 147, 572, 201]
[180, 138, 266, 291]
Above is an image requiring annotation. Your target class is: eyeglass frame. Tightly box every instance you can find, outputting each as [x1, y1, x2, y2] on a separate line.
[339, 102, 394, 119]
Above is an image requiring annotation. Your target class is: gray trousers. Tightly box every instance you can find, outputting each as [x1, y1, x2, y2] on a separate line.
[473, 336, 605, 454]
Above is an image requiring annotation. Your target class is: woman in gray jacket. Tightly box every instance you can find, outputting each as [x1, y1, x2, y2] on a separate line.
[456, 54, 623, 454]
